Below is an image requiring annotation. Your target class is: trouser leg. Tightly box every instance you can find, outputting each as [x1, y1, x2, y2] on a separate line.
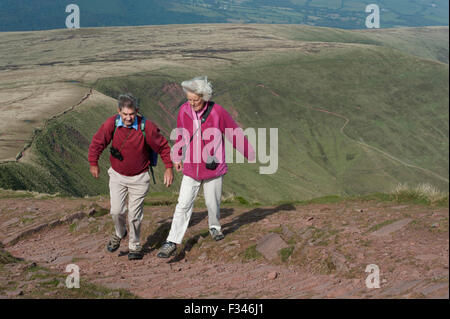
[166, 175, 201, 244]
[203, 175, 223, 231]
[126, 171, 150, 250]
[108, 167, 128, 238]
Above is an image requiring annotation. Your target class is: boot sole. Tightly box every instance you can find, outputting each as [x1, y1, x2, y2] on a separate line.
[106, 231, 128, 253]
[128, 254, 143, 260]
[106, 246, 119, 253]
[212, 234, 225, 241]
[157, 250, 176, 258]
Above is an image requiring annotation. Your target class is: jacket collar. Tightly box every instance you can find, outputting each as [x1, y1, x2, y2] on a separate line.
[117, 115, 139, 130]
[182, 101, 211, 121]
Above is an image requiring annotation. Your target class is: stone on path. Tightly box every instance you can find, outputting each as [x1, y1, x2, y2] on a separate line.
[370, 218, 412, 237]
[267, 271, 278, 280]
[256, 233, 288, 260]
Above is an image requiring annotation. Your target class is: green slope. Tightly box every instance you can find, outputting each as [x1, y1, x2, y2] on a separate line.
[91, 45, 448, 202]
[0, 25, 448, 203]
[269, 25, 449, 63]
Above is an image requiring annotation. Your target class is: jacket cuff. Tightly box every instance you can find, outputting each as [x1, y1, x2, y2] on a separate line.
[164, 162, 174, 169]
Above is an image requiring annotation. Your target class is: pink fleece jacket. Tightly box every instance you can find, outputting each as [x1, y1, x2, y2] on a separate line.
[174, 102, 255, 181]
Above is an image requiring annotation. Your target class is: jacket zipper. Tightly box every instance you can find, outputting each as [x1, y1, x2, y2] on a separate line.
[194, 111, 200, 180]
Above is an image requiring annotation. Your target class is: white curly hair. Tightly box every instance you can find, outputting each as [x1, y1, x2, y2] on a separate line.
[181, 76, 213, 101]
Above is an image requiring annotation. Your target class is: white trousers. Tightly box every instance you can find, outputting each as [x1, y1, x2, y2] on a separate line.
[167, 175, 223, 244]
[108, 167, 150, 250]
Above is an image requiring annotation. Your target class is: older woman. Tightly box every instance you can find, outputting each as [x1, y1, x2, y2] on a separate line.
[157, 76, 255, 258]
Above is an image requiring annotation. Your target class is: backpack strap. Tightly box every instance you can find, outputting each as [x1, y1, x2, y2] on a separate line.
[140, 116, 146, 139]
[201, 101, 214, 124]
[188, 101, 214, 144]
[113, 115, 120, 137]
[140, 116, 157, 185]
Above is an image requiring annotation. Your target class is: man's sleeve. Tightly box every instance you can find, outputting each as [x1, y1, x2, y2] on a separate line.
[88, 117, 114, 166]
[146, 122, 174, 169]
[220, 107, 256, 161]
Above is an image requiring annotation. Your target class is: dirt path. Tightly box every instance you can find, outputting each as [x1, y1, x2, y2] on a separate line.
[1, 195, 448, 299]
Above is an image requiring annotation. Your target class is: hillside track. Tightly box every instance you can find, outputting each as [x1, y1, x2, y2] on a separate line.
[256, 83, 448, 184]
[305, 104, 449, 184]
[0, 88, 94, 164]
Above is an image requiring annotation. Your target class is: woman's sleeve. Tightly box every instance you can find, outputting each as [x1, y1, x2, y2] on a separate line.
[220, 107, 256, 161]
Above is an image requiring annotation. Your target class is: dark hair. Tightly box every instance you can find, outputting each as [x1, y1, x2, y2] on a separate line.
[118, 93, 138, 111]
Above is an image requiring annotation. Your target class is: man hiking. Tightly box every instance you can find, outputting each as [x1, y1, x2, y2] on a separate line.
[88, 93, 174, 260]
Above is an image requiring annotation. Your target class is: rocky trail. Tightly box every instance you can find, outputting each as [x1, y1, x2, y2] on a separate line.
[0, 194, 448, 299]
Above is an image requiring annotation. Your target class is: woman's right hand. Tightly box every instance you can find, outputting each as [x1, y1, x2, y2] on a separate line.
[174, 162, 183, 172]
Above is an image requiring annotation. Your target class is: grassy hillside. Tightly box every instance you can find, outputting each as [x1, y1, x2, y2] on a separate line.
[0, 94, 118, 196]
[359, 26, 449, 64]
[270, 25, 449, 63]
[0, 25, 448, 203]
[91, 46, 449, 202]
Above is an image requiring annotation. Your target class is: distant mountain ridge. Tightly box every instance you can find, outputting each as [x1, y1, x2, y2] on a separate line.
[0, 0, 448, 31]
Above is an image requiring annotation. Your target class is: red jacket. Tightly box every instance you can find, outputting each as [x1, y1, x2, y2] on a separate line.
[88, 115, 173, 176]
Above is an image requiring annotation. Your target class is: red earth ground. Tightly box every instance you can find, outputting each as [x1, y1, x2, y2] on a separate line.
[0, 194, 448, 299]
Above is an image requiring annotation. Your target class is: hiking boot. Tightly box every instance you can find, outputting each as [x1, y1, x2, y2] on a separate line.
[157, 241, 177, 258]
[106, 230, 127, 253]
[210, 228, 224, 241]
[128, 247, 143, 260]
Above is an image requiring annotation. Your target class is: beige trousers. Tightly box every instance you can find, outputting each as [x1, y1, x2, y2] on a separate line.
[108, 167, 150, 250]
[167, 175, 223, 244]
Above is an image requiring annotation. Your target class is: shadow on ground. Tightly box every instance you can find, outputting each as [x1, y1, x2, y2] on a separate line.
[141, 208, 235, 256]
[167, 204, 296, 262]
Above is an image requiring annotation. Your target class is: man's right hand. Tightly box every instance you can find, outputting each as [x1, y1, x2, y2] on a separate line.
[174, 162, 183, 172]
[90, 165, 100, 178]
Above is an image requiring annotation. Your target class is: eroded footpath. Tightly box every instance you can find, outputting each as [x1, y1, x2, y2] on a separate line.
[1, 195, 448, 299]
